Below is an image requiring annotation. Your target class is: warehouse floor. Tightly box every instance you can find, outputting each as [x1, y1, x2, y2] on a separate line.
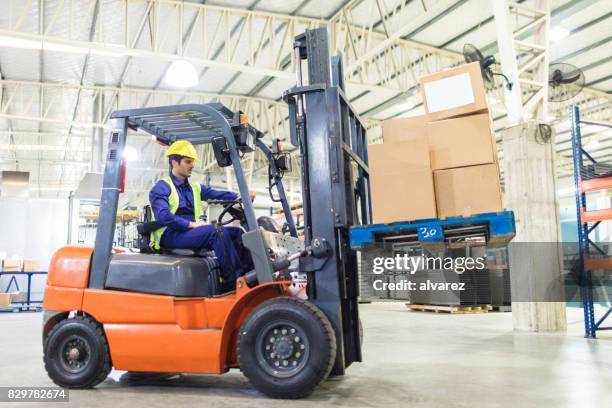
[1, 302, 611, 407]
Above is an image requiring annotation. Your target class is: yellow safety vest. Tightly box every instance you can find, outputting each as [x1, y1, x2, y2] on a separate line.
[150, 176, 202, 250]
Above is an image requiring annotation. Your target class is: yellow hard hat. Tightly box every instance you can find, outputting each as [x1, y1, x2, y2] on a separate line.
[165, 140, 198, 160]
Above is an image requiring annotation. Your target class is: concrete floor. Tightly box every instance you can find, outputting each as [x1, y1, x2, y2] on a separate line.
[1, 302, 611, 408]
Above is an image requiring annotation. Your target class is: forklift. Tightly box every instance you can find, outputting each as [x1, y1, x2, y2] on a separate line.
[42, 28, 371, 399]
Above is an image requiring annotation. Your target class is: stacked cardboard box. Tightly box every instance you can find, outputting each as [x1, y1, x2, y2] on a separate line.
[23, 260, 41, 272]
[2, 259, 22, 272]
[368, 62, 503, 223]
[0, 293, 12, 308]
[11, 291, 27, 303]
[368, 136, 437, 223]
[420, 62, 502, 219]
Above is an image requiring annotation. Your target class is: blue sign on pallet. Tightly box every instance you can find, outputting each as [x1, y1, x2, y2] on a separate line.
[417, 225, 443, 241]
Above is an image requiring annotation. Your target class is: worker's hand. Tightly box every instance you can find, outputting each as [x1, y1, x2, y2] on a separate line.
[249, 191, 256, 202]
[189, 220, 206, 229]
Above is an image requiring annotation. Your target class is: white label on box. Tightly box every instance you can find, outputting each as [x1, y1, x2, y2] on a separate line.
[423, 72, 475, 113]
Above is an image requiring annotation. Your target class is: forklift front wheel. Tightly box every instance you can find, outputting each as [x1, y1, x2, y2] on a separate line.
[43, 316, 112, 388]
[237, 297, 336, 399]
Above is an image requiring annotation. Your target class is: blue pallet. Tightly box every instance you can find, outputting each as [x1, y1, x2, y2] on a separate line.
[350, 211, 516, 249]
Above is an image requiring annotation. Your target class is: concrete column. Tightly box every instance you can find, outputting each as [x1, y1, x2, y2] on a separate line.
[502, 122, 566, 332]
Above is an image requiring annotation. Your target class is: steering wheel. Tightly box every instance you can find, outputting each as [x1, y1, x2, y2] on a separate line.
[208, 199, 245, 226]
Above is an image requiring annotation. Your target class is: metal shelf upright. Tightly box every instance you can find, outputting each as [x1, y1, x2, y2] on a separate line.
[570, 105, 612, 338]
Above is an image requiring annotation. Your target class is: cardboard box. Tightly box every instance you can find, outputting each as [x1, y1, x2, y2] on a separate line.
[434, 164, 502, 219]
[2, 259, 22, 272]
[11, 291, 27, 303]
[420, 62, 488, 122]
[368, 139, 437, 223]
[382, 115, 427, 144]
[0, 293, 11, 308]
[427, 112, 497, 171]
[23, 260, 41, 272]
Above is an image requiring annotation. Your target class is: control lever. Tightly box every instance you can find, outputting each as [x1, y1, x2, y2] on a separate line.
[271, 238, 330, 272]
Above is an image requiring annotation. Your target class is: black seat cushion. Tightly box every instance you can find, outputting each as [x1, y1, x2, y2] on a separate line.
[105, 253, 222, 297]
[162, 248, 216, 257]
[257, 216, 282, 233]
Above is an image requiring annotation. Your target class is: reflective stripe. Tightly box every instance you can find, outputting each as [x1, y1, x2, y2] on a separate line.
[192, 182, 201, 225]
[150, 176, 202, 250]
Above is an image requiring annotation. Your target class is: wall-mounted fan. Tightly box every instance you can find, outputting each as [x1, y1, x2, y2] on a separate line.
[463, 43, 513, 91]
[534, 123, 553, 144]
[548, 63, 585, 102]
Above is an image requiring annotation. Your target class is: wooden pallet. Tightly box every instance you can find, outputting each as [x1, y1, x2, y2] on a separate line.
[489, 305, 512, 312]
[406, 303, 492, 314]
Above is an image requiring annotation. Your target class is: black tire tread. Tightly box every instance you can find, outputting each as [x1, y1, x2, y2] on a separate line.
[43, 315, 112, 389]
[237, 296, 336, 399]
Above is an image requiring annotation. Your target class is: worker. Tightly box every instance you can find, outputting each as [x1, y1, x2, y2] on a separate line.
[149, 140, 254, 284]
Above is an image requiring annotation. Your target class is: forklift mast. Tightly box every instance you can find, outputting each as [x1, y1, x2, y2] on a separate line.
[284, 28, 372, 374]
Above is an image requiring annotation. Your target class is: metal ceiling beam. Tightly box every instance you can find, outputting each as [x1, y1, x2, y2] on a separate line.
[586, 74, 612, 88]
[0, 0, 323, 77]
[493, 0, 550, 125]
[328, 0, 461, 93]
[0, 78, 294, 195]
[0, 0, 466, 95]
[58, 0, 102, 197]
[555, 35, 612, 64]
[217, 0, 312, 96]
[356, 0, 611, 119]
[125, 0, 220, 193]
[0, 78, 289, 192]
[0, 79, 288, 135]
[479, 0, 601, 55]
[233, 0, 350, 97]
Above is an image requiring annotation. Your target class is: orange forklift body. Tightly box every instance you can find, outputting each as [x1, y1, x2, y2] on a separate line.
[43, 246, 290, 374]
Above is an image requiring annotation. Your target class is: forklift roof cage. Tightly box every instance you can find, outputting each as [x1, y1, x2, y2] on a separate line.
[111, 102, 256, 145]
[89, 102, 296, 289]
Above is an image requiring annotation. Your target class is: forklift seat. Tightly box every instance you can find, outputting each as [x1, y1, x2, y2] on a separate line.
[105, 253, 223, 297]
[257, 216, 282, 233]
[136, 206, 215, 257]
[163, 248, 216, 257]
[137, 222, 215, 257]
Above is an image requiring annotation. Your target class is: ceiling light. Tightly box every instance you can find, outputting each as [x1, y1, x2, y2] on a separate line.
[0, 35, 122, 57]
[123, 146, 139, 161]
[550, 27, 570, 42]
[165, 60, 198, 88]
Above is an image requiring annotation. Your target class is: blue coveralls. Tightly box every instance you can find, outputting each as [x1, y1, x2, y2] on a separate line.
[149, 173, 254, 283]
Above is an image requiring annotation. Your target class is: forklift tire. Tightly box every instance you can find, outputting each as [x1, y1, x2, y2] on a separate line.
[43, 316, 112, 389]
[237, 297, 336, 399]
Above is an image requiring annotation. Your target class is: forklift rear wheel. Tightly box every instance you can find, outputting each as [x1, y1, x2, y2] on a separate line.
[43, 316, 112, 388]
[237, 297, 336, 399]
